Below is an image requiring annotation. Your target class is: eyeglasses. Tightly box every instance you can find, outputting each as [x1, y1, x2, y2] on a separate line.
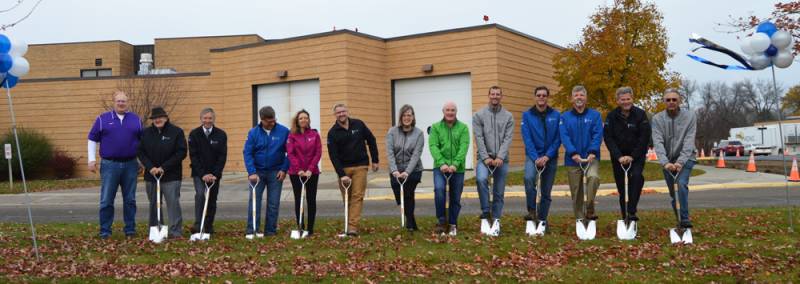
[665, 98, 678, 102]
[535, 94, 548, 98]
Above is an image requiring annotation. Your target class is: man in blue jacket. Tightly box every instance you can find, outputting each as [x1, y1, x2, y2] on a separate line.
[559, 85, 604, 221]
[243, 106, 289, 236]
[521, 86, 560, 228]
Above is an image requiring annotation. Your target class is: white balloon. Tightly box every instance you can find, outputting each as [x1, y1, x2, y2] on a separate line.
[773, 49, 795, 68]
[8, 37, 27, 57]
[749, 54, 771, 70]
[740, 37, 756, 55]
[8, 56, 29, 77]
[750, 32, 772, 53]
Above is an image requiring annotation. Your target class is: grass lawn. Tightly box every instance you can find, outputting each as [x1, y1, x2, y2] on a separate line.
[0, 178, 101, 194]
[0, 207, 797, 282]
[466, 160, 705, 186]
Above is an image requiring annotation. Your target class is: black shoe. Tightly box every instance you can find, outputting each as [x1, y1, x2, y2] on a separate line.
[628, 214, 639, 222]
[434, 223, 446, 234]
[265, 232, 277, 237]
[680, 220, 693, 228]
[125, 234, 136, 239]
[479, 212, 491, 219]
[346, 231, 359, 237]
[99, 234, 110, 240]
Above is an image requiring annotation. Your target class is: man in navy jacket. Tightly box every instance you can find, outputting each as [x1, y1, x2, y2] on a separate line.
[559, 85, 604, 221]
[243, 106, 289, 236]
[521, 86, 561, 227]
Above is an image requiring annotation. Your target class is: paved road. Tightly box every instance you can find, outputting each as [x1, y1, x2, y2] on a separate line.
[2, 186, 797, 223]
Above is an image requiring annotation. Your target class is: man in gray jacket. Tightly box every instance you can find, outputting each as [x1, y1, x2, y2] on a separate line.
[473, 86, 515, 236]
[651, 88, 697, 229]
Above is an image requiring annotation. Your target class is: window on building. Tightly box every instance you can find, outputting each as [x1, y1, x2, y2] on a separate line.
[80, 68, 112, 78]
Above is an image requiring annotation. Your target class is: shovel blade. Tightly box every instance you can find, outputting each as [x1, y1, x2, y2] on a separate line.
[586, 220, 597, 240]
[290, 230, 302, 239]
[256, 233, 264, 238]
[189, 233, 201, 241]
[489, 220, 500, 237]
[616, 220, 637, 240]
[534, 221, 546, 236]
[669, 228, 682, 244]
[159, 225, 168, 239]
[575, 220, 587, 240]
[480, 219, 491, 235]
[525, 221, 535, 236]
[682, 228, 693, 244]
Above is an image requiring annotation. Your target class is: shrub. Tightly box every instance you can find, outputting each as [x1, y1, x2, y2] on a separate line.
[0, 128, 54, 180]
[51, 150, 78, 179]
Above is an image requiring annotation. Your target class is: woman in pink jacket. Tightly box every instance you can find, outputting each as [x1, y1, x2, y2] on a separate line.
[287, 109, 322, 236]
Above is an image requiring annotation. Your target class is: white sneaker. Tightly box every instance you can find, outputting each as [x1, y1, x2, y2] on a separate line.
[448, 225, 457, 236]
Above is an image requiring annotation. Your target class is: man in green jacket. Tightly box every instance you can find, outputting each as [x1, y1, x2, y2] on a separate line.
[429, 101, 471, 236]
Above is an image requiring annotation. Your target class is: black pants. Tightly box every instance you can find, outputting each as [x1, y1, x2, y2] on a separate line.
[389, 171, 422, 229]
[611, 159, 645, 220]
[290, 174, 319, 233]
[192, 177, 220, 234]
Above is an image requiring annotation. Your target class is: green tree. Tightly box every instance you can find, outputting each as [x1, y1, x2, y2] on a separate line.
[552, 0, 679, 114]
[782, 84, 800, 115]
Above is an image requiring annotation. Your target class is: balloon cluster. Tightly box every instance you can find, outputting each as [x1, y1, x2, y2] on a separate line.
[0, 34, 29, 88]
[741, 21, 795, 70]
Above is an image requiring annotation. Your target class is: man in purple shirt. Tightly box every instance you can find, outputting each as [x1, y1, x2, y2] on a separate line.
[87, 91, 143, 239]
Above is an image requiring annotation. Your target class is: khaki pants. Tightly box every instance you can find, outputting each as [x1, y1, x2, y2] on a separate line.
[339, 166, 368, 232]
[567, 160, 600, 220]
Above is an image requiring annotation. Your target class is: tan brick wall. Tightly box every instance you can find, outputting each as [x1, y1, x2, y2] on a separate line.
[26, 41, 134, 79]
[155, 35, 263, 73]
[4, 25, 564, 178]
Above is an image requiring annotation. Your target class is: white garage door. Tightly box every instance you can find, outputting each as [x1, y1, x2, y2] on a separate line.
[255, 80, 321, 168]
[393, 74, 473, 169]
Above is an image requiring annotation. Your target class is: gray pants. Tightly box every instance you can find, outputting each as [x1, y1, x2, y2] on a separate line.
[567, 160, 600, 220]
[146, 180, 183, 237]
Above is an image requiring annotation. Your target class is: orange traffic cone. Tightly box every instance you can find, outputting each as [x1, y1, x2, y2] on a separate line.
[746, 152, 757, 172]
[700, 148, 706, 158]
[647, 147, 657, 161]
[789, 157, 800, 182]
[716, 152, 726, 168]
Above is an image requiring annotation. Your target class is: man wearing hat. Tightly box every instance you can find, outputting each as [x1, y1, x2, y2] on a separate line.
[137, 106, 187, 239]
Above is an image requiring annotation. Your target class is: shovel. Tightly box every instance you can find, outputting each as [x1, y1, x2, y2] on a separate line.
[575, 159, 596, 240]
[290, 175, 310, 239]
[245, 178, 264, 240]
[481, 165, 497, 236]
[616, 162, 637, 240]
[526, 164, 547, 236]
[668, 169, 693, 244]
[442, 172, 455, 236]
[396, 175, 407, 229]
[337, 179, 352, 238]
[190, 180, 215, 241]
[148, 172, 168, 243]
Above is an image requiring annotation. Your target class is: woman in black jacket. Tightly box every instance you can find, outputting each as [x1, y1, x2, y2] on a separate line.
[138, 106, 187, 239]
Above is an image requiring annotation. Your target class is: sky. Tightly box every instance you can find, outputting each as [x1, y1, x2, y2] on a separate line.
[3, 0, 797, 88]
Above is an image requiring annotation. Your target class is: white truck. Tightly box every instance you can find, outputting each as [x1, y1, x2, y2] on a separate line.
[729, 123, 800, 155]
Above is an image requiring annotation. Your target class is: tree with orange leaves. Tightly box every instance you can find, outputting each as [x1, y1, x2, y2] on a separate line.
[552, 0, 680, 114]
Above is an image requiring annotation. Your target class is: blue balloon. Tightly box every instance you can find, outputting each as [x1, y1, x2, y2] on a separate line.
[0, 53, 11, 72]
[2, 74, 17, 88]
[765, 45, 779, 57]
[757, 22, 778, 37]
[0, 35, 9, 54]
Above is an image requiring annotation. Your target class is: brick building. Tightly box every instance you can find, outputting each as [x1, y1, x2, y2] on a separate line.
[0, 24, 566, 177]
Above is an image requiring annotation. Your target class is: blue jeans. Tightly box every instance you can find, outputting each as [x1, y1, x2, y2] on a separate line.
[433, 169, 464, 225]
[98, 159, 139, 237]
[246, 170, 283, 235]
[523, 157, 558, 222]
[662, 160, 695, 222]
[476, 162, 509, 219]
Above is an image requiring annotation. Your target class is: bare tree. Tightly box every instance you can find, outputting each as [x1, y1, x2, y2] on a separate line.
[101, 75, 185, 125]
[679, 78, 697, 109]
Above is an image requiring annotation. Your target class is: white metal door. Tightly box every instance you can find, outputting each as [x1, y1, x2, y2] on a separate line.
[256, 80, 322, 168]
[393, 74, 473, 169]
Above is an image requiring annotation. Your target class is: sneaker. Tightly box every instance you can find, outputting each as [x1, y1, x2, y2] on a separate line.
[628, 214, 639, 222]
[680, 220, 693, 228]
[346, 231, 359, 237]
[479, 212, 491, 220]
[448, 225, 457, 236]
[99, 234, 110, 240]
